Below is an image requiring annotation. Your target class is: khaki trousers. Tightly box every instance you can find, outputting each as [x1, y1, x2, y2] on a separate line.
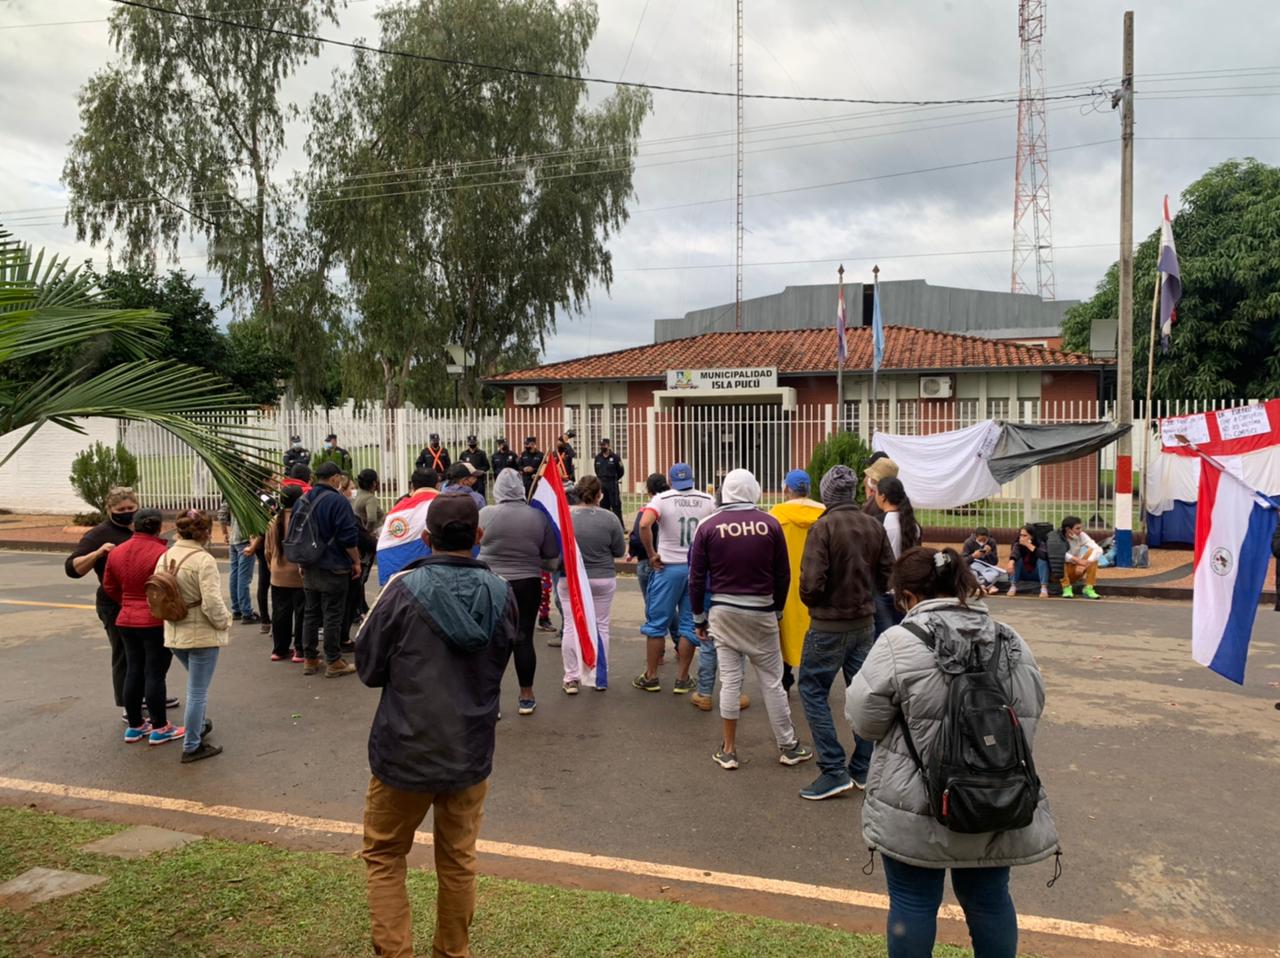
[1062, 561, 1098, 589]
[362, 775, 488, 958]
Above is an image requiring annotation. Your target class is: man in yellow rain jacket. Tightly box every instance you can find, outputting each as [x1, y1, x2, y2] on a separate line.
[769, 470, 825, 692]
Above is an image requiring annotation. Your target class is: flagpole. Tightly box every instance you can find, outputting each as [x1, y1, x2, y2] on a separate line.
[871, 264, 880, 437]
[836, 264, 845, 433]
[1139, 269, 1161, 526]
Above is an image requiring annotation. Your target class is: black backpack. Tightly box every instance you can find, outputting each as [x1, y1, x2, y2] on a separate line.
[898, 620, 1041, 835]
[282, 491, 332, 567]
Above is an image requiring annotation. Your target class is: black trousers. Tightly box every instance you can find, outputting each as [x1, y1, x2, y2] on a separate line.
[302, 567, 350, 663]
[600, 480, 623, 524]
[270, 585, 305, 657]
[96, 596, 127, 707]
[255, 547, 271, 623]
[120, 625, 172, 728]
[507, 576, 540, 688]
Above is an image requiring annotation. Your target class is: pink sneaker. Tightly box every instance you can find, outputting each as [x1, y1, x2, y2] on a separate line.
[148, 724, 186, 746]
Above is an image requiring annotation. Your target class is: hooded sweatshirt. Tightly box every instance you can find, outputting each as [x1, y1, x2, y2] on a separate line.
[477, 469, 561, 581]
[770, 496, 825, 666]
[844, 597, 1059, 868]
[688, 469, 789, 622]
[356, 554, 518, 793]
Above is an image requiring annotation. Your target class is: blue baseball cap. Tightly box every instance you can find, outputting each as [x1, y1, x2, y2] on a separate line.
[784, 469, 811, 494]
[668, 462, 695, 491]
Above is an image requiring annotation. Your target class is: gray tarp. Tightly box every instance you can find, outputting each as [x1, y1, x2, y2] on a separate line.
[987, 421, 1132, 485]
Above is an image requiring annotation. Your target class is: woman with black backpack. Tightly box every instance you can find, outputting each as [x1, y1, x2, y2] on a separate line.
[845, 546, 1059, 958]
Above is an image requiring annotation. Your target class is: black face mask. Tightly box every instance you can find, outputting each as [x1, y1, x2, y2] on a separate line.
[110, 510, 136, 527]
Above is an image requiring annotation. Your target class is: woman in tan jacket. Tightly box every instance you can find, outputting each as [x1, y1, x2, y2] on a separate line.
[264, 485, 306, 662]
[157, 509, 230, 763]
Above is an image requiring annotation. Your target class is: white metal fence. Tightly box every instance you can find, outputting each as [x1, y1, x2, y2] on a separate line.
[113, 398, 1257, 534]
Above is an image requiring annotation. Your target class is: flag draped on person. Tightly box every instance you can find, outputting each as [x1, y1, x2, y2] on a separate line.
[375, 488, 437, 585]
[530, 467, 599, 677]
[1158, 194, 1182, 353]
[1190, 459, 1278, 684]
[836, 282, 848, 363]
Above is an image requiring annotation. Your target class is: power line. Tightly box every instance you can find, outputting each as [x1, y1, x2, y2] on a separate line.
[106, 0, 1102, 107]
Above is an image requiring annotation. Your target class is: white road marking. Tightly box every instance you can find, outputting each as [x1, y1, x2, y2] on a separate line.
[0, 775, 1266, 957]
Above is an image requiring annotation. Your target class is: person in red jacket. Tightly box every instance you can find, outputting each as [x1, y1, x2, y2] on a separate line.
[103, 509, 185, 746]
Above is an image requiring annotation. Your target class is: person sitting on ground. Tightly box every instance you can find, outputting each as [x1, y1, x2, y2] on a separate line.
[689, 468, 814, 772]
[845, 546, 1059, 958]
[103, 508, 183, 746]
[796, 465, 893, 800]
[962, 526, 1002, 595]
[356, 494, 516, 958]
[442, 462, 488, 510]
[1059, 515, 1103, 600]
[160, 509, 230, 763]
[1006, 524, 1051, 598]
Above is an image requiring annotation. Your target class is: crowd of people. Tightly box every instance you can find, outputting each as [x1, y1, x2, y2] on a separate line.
[65, 436, 1074, 958]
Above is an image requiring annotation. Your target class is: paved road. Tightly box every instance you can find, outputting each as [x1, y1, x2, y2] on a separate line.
[1, 550, 1277, 955]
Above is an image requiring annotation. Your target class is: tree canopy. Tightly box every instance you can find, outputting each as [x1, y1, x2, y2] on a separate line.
[305, 0, 651, 408]
[61, 0, 343, 402]
[1063, 158, 1280, 400]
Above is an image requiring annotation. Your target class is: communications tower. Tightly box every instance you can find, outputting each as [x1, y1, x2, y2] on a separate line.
[1011, 0, 1055, 300]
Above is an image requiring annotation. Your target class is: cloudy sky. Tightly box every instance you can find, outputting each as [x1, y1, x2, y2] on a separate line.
[3, 0, 1278, 363]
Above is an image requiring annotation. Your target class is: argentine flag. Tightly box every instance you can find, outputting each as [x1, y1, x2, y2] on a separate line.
[1191, 461, 1278, 684]
[376, 489, 437, 586]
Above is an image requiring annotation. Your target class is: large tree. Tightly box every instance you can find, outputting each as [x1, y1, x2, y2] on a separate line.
[1063, 158, 1280, 400]
[306, 0, 651, 408]
[61, 0, 343, 399]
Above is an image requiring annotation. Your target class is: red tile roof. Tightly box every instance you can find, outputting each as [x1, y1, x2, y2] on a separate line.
[487, 325, 1107, 383]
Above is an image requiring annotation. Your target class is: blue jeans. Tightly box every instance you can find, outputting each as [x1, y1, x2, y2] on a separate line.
[798, 623, 876, 779]
[172, 647, 220, 753]
[1013, 557, 1051, 587]
[640, 563, 694, 642]
[881, 856, 1017, 958]
[229, 542, 254, 615]
[874, 592, 903, 638]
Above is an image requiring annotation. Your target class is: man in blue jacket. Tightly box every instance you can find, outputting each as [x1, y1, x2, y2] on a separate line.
[300, 461, 362, 677]
[357, 493, 517, 958]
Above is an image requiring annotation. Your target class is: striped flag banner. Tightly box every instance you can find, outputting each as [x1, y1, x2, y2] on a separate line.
[375, 489, 437, 585]
[531, 468, 600, 678]
[1191, 459, 1278, 684]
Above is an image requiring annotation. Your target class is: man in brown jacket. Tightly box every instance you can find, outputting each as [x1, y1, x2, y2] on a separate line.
[796, 464, 894, 801]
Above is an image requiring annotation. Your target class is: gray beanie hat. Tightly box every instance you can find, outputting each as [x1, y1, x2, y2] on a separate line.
[819, 464, 858, 506]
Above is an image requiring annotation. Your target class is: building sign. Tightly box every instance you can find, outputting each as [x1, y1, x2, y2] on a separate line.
[665, 366, 778, 392]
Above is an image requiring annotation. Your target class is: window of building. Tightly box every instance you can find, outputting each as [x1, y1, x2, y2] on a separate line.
[987, 398, 1011, 422]
[956, 399, 980, 427]
[896, 399, 919, 435]
[841, 400, 861, 436]
[609, 406, 629, 461]
[586, 404, 605, 451]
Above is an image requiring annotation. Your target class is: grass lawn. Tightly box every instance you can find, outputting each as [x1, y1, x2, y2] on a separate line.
[0, 807, 980, 958]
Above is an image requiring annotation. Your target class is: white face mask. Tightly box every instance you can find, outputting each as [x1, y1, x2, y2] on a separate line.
[292, 442, 303, 450]
[323, 442, 333, 450]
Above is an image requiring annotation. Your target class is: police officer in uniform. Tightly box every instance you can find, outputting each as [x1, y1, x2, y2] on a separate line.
[458, 434, 490, 500]
[594, 437, 626, 525]
[491, 437, 517, 483]
[283, 435, 310, 473]
[414, 433, 451, 487]
[517, 436, 544, 496]
[553, 429, 577, 481]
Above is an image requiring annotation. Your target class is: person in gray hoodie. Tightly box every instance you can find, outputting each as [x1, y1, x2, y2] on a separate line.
[478, 468, 561, 715]
[845, 546, 1059, 958]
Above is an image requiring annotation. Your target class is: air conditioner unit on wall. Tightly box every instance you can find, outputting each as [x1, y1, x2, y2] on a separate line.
[513, 386, 540, 406]
[919, 375, 954, 399]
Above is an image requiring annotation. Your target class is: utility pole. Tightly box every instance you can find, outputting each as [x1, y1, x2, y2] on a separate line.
[836, 263, 845, 431]
[1112, 10, 1135, 566]
[734, 0, 744, 330]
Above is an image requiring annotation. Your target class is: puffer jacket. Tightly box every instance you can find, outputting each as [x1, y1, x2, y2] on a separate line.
[101, 532, 170, 628]
[844, 597, 1059, 869]
[156, 538, 231, 649]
